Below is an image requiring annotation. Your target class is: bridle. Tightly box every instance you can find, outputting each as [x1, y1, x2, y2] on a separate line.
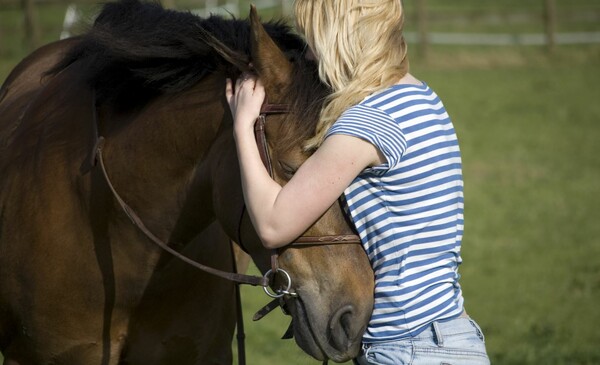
[253, 103, 362, 299]
[247, 103, 362, 365]
[91, 97, 361, 364]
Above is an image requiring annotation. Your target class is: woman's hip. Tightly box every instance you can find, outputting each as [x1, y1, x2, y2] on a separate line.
[354, 314, 490, 365]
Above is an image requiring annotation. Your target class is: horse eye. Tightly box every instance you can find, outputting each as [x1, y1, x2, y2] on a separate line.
[278, 160, 297, 178]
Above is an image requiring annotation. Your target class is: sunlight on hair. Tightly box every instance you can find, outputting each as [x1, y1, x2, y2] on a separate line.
[293, 0, 409, 150]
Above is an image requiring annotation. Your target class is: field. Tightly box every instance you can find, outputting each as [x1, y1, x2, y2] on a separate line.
[1, 1, 600, 364]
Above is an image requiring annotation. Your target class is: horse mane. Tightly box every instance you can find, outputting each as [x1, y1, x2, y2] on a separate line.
[48, 0, 308, 107]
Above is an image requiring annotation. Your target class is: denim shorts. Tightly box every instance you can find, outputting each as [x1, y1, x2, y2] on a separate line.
[354, 315, 490, 365]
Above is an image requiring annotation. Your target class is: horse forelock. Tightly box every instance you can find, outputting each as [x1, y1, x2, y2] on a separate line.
[47, 0, 306, 109]
[277, 59, 329, 154]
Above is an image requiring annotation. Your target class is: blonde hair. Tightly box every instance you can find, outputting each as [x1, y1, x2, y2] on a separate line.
[294, 0, 409, 150]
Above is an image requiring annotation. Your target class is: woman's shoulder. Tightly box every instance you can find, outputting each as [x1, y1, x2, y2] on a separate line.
[396, 73, 423, 86]
[361, 77, 430, 107]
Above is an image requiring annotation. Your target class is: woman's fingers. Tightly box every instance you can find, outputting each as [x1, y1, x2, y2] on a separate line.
[225, 73, 264, 124]
[225, 78, 233, 100]
[254, 77, 264, 94]
[237, 72, 260, 89]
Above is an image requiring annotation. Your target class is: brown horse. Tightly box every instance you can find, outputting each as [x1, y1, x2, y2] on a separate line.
[123, 221, 250, 365]
[0, 1, 373, 364]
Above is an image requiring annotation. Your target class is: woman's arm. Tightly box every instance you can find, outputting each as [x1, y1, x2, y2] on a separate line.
[226, 75, 380, 248]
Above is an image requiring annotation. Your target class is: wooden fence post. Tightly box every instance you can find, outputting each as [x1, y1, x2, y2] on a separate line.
[22, 0, 40, 50]
[282, 0, 292, 16]
[162, 0, 176, 9]
[544, 0, 557, 53]
[416, 0, 429, 60]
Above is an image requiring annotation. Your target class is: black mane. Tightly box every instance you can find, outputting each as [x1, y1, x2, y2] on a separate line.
[50, 0, 308, 107]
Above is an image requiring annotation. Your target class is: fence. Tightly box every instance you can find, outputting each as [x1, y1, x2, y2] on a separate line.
[4, 0, 600, 56]
[191, 0, 292, 17]
[59, 0, 290, 37]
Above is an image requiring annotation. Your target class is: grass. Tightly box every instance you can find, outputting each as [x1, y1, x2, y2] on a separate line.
[415, 50, 600, 365]
[1, 2, 600, 364]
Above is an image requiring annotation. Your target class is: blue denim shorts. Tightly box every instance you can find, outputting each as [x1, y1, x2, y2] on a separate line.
[354, 315, 490, 365]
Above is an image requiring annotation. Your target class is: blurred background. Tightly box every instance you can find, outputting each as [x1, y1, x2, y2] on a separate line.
[1, 0, 599, 364]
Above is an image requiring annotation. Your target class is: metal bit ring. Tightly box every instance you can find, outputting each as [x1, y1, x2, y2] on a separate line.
[263, 268, 296, 298]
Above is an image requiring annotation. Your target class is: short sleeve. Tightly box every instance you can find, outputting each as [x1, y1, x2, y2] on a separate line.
[325, 104, 407, 170]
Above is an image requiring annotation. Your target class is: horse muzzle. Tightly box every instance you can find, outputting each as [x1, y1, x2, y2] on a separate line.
[288, 292, 367, 362]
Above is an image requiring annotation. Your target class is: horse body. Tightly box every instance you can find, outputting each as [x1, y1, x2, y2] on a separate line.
[0, 1, 373, 364]
[0, 46, 240, 365]
[123, 222, 249, 365]
[1, 59, 237, 364]
[1, 55, 109, 363]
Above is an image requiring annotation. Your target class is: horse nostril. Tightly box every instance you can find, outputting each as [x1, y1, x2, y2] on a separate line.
[329, 304, 356, 352]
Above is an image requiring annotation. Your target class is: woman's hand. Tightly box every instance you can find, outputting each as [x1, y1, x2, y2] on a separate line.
[225, 73, 266, 136]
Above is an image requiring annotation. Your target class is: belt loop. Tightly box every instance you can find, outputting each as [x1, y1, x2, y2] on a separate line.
[360, 343, 371, 358]
[432, 321, 444, 347]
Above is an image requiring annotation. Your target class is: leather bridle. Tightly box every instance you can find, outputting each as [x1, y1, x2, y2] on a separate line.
[251, 103, 362, 365]
[252, 103, 361, 298]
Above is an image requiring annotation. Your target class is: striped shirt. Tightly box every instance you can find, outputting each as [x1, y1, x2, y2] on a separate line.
[326, 82, 464, 343]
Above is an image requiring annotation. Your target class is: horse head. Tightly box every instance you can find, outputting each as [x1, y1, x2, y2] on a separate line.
[236, 7, 375, 362]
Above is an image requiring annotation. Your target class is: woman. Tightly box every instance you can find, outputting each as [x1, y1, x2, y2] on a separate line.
[225, 0, 490, 364]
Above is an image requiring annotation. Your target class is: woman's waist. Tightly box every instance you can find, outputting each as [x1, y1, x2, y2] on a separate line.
[364, 293, 464, 342]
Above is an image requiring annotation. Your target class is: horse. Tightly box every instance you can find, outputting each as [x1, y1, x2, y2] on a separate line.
[0, 0, 374, 364]
[123, 221, 250, 364]
[0, 36, 250, 365]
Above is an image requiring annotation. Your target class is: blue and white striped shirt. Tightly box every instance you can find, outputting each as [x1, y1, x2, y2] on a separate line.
[326, 82, 464, 343]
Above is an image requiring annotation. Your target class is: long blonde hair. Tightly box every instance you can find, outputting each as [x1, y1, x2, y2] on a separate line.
[294, 0, 409, 150]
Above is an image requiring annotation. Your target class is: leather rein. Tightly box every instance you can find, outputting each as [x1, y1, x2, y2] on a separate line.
[92, 102, 360, 289]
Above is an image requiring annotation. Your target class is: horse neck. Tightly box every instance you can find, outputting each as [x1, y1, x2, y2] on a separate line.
[97, 75, 229, 243]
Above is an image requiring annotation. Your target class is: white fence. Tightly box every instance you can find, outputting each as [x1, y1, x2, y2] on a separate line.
[403, 31, 600, 46]
[192, 0, 292, 17]
[60, 0, 292, 39]
[60, 2, 600, 46]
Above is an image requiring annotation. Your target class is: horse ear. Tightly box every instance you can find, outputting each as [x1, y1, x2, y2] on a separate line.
[249, 5, 293, 100]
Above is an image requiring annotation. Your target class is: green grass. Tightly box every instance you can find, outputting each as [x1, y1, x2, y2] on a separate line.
[1, 2, 600, 364]
[414, 51, 600, 365]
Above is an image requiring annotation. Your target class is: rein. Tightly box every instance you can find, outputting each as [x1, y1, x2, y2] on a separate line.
[93, 136, 270, 286]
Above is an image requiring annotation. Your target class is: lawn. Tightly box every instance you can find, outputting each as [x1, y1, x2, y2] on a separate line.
[1, 1, 599, 364]
[414, 47, 600, 365]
